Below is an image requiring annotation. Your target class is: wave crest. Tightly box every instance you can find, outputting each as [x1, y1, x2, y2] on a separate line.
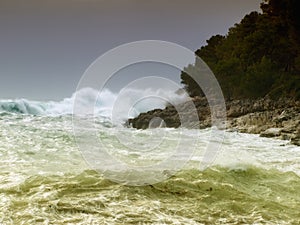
[0, 99, 47, 115]
[0, 88, 187, 120]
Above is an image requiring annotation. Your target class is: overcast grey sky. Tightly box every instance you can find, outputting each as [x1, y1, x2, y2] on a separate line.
[0, 0, 262, 100]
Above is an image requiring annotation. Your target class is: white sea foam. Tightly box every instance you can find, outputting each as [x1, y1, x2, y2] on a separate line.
[0, 87, 188, 120]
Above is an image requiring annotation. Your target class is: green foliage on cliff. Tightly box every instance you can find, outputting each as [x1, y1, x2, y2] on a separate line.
[181, 0, 300, 100]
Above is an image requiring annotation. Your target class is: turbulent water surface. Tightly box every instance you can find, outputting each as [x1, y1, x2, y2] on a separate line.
[0, 93, 300, 224]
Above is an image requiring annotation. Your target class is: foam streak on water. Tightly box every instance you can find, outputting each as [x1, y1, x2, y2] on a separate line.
[0, 111, 300, 224]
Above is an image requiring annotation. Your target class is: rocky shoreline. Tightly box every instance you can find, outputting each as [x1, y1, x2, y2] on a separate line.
[128, 97, 300, 146]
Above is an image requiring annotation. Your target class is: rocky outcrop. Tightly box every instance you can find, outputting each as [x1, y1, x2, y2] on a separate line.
[291, 127, 300, 146]
[128, 97, 300, 146]
[128, 97, 210, 129]
[260, 128, 282, 138]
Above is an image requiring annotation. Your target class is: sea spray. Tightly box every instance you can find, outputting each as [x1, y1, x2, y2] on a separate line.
[0, 87, 187, 120]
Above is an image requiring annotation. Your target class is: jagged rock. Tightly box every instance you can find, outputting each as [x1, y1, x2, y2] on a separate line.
[260, 128, 282, 138]
[127, 97, 300, 146]
[227, 104, 243, 117]
[291, 135, 300, 146]
[273, 110, 292, 123]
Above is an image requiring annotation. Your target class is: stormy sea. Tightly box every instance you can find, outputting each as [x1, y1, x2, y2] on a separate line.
[0, 88, 300, 224]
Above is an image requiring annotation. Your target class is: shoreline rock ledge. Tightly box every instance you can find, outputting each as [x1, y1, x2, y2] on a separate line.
[127, 97, 300, 146]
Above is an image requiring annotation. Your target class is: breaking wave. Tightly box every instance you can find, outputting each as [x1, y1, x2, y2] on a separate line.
[0, 87, 188, 120]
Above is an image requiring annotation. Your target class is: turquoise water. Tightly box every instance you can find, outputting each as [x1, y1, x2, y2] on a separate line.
[0, 111, 300, 224]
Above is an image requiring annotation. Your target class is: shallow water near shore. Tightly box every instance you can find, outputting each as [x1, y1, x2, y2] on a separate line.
[1, 112, 300, 224]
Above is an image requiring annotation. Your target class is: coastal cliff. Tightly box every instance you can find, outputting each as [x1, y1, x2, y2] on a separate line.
[128, 0, 300, 146]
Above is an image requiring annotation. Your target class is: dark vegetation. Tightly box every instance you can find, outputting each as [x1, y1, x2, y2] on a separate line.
[181, 0, 300, 100]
